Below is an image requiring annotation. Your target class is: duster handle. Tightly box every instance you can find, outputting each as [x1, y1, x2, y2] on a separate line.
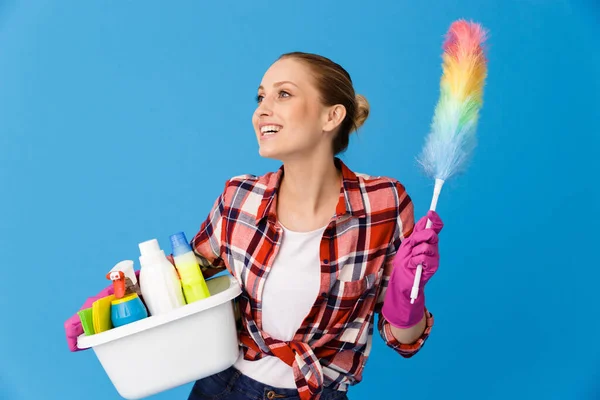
[410, 178, 444, 304]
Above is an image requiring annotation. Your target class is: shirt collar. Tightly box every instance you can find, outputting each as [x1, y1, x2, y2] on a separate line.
[255, 157, 367, 224]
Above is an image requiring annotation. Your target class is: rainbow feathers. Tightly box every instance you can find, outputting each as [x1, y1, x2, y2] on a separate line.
[418, 20, 489, 181]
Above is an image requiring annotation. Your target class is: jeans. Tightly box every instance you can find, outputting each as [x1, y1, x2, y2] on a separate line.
[187, 366, 349, 400]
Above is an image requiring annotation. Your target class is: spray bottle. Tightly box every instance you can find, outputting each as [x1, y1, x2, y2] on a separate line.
[107, 270, 148, 327]
[110, 260, 142, 298]
[169, 232, 211, 304]
[138, 238, 186, 316]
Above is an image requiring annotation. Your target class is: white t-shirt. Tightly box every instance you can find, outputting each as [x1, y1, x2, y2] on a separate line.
[233, 223, 325, 388]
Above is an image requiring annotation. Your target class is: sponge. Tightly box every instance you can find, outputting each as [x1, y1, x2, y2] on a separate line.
[92, 295, 114, 333]
[77, 307, 95, 336]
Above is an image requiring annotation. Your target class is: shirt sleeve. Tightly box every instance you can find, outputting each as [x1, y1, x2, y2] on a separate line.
[375, 180, 434, 357]
[188, 179, 230, 279]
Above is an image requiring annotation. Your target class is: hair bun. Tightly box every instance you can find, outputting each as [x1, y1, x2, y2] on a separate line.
[353, 94, 370, 132]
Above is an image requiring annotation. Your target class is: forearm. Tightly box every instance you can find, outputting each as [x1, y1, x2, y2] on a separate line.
[388, 310, 427, 344]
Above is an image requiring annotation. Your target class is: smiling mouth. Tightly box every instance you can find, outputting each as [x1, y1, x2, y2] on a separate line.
[260, 125, 282, 137]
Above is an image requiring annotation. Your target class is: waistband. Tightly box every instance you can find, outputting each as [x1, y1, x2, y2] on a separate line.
[218, 366, 347, 400]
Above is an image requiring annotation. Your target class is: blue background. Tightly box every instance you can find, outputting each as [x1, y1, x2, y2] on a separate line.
[1, 1, 598, 399]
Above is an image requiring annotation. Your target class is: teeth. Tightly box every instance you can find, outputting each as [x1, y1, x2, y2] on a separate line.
[260, 125, 281, 135]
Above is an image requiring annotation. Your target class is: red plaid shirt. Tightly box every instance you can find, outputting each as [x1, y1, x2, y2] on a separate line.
[191, 158, 434, 399]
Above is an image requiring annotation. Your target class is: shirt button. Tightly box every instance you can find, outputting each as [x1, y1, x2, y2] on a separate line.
[323, 259, 329, 264]
[321, 292, 327, 297]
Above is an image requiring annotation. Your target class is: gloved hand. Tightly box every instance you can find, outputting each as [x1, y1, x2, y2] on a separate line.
[381, 210, 444, 329]
[64, 270, 141, 352]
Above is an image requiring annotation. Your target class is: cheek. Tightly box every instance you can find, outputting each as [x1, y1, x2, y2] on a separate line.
[288, 101, 319, 129]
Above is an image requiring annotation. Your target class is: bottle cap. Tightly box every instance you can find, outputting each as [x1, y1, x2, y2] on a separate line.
[139, 239, 161, 256]
[170, 232, 192, 257]
[111, 260, 137, 285]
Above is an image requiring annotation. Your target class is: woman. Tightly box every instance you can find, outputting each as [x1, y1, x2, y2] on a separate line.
[65, 52, 443, 400]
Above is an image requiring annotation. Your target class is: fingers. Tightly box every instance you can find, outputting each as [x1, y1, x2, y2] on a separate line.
[410, 229, 439, 246]
[67, 339, 78, 352]
[412, 210, 444, 234]
[413, 215, 429, 232]
[166, 255, 175, 267]
[426, 210, 444, 234]
[65, 321, 83, 352]
[411, 242, 438, 257]
[65, 312, 82, 332]
[68, 324, 83, 339]
[65, 315, 84, 351]
[409, 254, 439, 270]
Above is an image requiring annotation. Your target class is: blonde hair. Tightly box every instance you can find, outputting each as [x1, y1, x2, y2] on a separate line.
[279, 52, 370, 154]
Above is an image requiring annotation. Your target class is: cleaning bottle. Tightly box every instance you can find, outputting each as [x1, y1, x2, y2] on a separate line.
[169, 232, 211, 304]
[107, 270, 148, 328]
[138, 238, 186, 316]
[110, 260, 142, 298]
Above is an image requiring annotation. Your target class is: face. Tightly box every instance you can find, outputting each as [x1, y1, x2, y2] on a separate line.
[252, 58, 338, 161]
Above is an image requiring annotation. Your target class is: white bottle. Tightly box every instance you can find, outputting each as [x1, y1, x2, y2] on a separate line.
[138, 238, 186, 316]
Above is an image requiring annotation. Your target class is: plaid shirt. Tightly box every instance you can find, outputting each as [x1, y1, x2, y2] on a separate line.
[191, 158, 434, 399]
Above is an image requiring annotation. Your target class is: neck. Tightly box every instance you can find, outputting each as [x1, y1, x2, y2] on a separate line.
[278, 156, 341, 215]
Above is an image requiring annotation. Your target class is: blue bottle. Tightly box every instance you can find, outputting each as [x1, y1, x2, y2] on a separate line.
[111, 293, 148, 327]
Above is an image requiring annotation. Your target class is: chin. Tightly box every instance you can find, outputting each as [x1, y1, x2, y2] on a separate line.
[258, 146, 283, 160]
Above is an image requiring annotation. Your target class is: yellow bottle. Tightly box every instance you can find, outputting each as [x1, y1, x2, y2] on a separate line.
[169, 232, 211, 303]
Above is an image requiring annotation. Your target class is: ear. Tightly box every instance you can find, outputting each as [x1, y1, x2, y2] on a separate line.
[322, 104, 346, 133]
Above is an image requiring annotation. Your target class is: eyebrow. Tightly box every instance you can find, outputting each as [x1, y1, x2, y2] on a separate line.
[258, 81, 299, 91]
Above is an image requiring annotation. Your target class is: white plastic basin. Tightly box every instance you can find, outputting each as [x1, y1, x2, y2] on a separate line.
[78, 274, 242, 399]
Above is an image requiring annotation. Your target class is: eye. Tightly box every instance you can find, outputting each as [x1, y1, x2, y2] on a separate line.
[279, 90, 291, 98]
[256, 94, 264, 103]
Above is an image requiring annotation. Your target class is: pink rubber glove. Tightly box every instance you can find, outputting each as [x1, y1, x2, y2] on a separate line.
[381, 210, 444, 328]
[64, 270, 142, 352]
[64, 285, 114, 352]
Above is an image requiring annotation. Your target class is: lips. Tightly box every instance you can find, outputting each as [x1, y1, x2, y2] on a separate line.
[259, 124, 283, 137]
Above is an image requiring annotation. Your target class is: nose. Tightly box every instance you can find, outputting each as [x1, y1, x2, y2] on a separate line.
[255, 97, 273, 117]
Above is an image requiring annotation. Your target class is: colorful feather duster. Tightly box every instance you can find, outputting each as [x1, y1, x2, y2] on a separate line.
[410, 20, 489, 304]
